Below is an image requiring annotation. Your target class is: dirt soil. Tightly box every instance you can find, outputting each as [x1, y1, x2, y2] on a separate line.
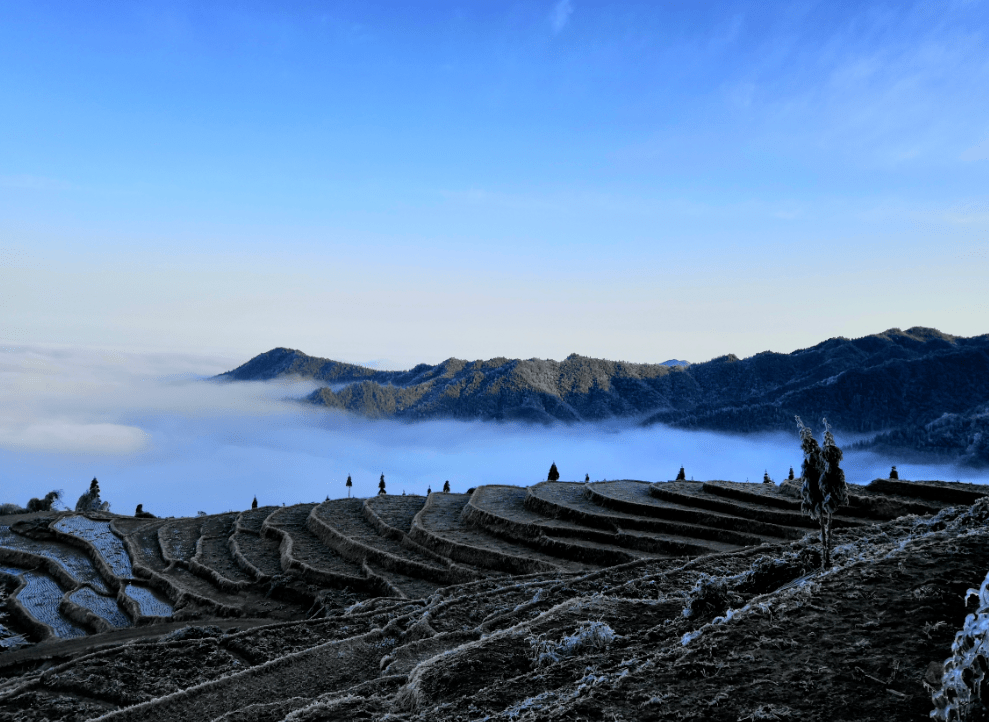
[0, 500, 987, 721]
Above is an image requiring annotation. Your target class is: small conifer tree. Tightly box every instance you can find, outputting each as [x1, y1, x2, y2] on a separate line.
[427, 486, 432, 495]
[378, 473, 386, 495]
[796, 416, 848, 570]
[548, 462, 560, 481]
[763, 471, 773, 484]
[889, 465, 899, 479]
[788, 466, 795, 480]
[443, 480, 450, 493]
[252, 496, 258, 510]
[75, 478, 103, 513]
[676, 466, 686, 481]
[585, 473, 590, 482]
[346, 474, 353, 498]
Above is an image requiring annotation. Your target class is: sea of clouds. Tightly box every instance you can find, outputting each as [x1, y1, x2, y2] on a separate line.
[0, 344, 984, 518]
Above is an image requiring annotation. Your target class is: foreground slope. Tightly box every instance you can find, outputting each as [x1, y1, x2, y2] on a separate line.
[0, 478, 986, 720]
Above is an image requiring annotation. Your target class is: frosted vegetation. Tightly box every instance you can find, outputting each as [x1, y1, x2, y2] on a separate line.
[527, 620, 616, 667]
[932, 570, 989, 720]
[0, 565, 86, 639]
[0, 621, 28, 649]
[53, 516, 134, 579]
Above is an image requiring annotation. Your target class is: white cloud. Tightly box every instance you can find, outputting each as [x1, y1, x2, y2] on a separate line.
[0, 422, 149, 455]
[550, 0, 573, 34]
[0, 343, 976, 518]
[960, 137, 989, 162]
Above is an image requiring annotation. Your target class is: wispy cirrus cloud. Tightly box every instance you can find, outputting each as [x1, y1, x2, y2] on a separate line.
[549, 0, 573, 34]
[960, 137, 989, 162]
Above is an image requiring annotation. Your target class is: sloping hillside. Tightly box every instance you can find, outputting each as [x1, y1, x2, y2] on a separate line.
[1, 478, 987, 721]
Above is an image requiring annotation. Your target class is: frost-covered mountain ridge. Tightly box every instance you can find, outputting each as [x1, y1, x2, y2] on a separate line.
[218, 327, 989, 465]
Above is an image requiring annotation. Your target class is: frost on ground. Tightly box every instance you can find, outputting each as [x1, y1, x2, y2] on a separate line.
[0, 566, 87, 639]
[0, 525, 111, 593]
[122, 583, 174, 618]
[53, 516, 134, 579]
[0, 497, 987, 721]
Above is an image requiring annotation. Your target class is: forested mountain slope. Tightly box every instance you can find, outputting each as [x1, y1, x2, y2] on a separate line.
[219, 327, 989, 465]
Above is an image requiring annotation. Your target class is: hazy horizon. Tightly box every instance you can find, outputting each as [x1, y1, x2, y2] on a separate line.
[3, 2, 988, 368]
[1, 344, 983, 518]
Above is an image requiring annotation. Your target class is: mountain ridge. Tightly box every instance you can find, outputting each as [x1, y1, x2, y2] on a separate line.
[218, 327, 989, 465]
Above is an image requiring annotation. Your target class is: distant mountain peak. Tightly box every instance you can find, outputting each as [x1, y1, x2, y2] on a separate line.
[216, 328, 989, 466]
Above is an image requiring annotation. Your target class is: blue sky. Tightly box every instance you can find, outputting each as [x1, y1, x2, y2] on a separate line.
[2, 0, 988, 367]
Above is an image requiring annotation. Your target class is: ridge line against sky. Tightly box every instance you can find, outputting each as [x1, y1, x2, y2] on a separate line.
[1, 1, 987, 368]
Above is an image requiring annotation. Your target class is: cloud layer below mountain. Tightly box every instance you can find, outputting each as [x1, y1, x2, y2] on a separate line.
[0, 345, 983, 517]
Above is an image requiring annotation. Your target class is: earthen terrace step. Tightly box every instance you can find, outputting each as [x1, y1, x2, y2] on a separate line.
[308, 498, 465, 586]
[585, 480, 806, 540]
[526, 481, 759, 551]
[189, 513, 255, 591]
[464, 485, 668, 565]
[863, 478, 989, 506]
[262, 504, 373, 591]
[409, 492, 597, 575]
[648, 481, 866, 529]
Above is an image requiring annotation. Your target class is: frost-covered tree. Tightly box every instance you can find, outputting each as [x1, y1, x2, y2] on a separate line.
[27, 490, 62, 512]
[378, 473, 386, 495]
[676, 466, 686, 481]
[890, 465, 899, 479]
[346, 474, 353, 498]
[75, 478, 103, 513]
[547, 462, 560, 481]
[796, 416, 848, 570]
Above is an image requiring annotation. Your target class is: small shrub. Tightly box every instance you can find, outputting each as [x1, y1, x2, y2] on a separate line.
[26, 490, 62, 512]
[528, 621, 615, 667]
[682, 573, 743, 621]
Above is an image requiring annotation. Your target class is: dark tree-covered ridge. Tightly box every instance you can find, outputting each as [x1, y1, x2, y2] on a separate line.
[218, 327, 989, 465]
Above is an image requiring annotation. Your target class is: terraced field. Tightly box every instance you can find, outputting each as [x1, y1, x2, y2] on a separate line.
[0, 477, 983, 721]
